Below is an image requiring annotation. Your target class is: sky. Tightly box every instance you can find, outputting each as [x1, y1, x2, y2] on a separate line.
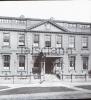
[0, 0, 91, 22]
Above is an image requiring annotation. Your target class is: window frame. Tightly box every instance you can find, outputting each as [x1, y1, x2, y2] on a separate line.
[56, 35, 62, 48]
[33, 34, 40, 47]
[18, 33, 25, 46]
[82, 56, 88, 70]
[3, 32, 10, 46]
[3, 55, 10, 70]
[45, 35, 51, 47]
[19, 55, 25, 70]
[68, 36, 75, 49]
[69, 56, 75, 70]
[81, 37, 88, 49]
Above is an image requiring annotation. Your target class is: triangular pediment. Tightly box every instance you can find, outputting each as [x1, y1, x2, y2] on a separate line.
[28, 21, 69, 32]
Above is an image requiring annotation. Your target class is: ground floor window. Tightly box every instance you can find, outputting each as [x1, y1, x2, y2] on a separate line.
[69, 56, 75, 69]
[82, 57, 88, 70]
[3, 55, 10, 70]
[19, 55, 25, 70]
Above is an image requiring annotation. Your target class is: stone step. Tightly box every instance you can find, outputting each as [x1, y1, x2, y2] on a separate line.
[45, 74, 60, 81]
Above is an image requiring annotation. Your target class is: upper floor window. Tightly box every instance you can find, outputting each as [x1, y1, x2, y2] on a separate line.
[3, 55, 10, 70]
[45, 35, 51, 47]
[56, 35, 62, 48]
[18, 34, 25, 46]
[3, 33, 10, 46]
[69, 36, 75, 48]
[33, 34, 39, 47]
[82, 37, 88, 49]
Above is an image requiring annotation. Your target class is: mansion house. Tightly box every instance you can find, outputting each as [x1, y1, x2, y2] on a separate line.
[0, 15, 91, 77]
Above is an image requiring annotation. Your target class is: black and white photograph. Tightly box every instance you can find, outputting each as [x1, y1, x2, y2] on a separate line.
[0, 0, 90, 99]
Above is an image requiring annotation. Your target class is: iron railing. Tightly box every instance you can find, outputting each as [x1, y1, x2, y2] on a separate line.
[0, 73, 91, 84]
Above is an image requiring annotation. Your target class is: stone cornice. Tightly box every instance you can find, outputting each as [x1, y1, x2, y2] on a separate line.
[0, 27, 90, 35]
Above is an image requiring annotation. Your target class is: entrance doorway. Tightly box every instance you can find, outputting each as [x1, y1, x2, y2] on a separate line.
[45, 57, 62, 74]
[45, 57, 54, 74]
[45, 57, 63, 74]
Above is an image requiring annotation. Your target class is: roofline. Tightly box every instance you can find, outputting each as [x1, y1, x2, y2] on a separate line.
[0, 16, 91, 25]
[0, 27, 90, 36]
[54, 19, 91, 25]
[48, 20, 70, 32]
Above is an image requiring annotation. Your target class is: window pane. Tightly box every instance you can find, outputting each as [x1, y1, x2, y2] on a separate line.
[45, 41, 51, 47]
[57, 36, 62, 44]
[70, 37, 74, 42]
[19, 55, 25, 68]
[82, 37, 88, 48]
[3, 55, 10, 68]
[45, 35, 51, 47]
[69, 44, 74, 48]
[3, 33, 10, 46]
[19, 34, 25, 46]
[56, 35, 62, 48]
[56, 44, 61, 48]
[69, 56, 75, 69]
[83, 57, 88, 69]
[33, 34, 39, 47]
[69, 36, 75, 48]
[34, 34, 39, 43]
[45, 35, 51, 41]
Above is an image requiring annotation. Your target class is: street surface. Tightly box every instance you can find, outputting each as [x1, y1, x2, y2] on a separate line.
[0, 82, 91, 99]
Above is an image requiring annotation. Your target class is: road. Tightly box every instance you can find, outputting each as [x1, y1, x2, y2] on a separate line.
[0, 86, 75, 95]
[0, 84, 91, 99]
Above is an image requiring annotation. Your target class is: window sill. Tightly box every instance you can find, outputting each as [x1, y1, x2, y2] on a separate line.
[17, 46, 26, 48]
[17, 70, 26, 72]
[17, 68, 26, 72]
[2, 70, 11, 72]
[17, 70, 26, 75]
[33, 46, 40, 48]
[2, 46, 11, 48]
[56, 47, 64, 49]
[81, 48, 89, 50]
[2, 70, 11, 75]
[67, 48, 76, 50]
[44, 47, 51, 48]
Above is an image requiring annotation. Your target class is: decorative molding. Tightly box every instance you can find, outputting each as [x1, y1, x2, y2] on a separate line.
[0, 28, 90, 35]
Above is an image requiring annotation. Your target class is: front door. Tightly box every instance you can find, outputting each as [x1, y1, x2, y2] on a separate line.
[45, 57, 56, 74]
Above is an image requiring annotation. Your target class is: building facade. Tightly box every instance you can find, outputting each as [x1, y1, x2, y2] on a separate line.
[0, 16, 91, 78]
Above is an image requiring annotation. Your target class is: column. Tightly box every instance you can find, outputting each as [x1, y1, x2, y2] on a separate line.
[27, 54, 33, 75]
[75, 54, 82, 74]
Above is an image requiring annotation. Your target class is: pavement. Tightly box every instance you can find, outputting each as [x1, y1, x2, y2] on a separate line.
[0, 81, 91, 99]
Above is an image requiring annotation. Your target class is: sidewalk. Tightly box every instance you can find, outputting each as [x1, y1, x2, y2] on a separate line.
[0, 80, 91, 87]
[0, 81, 91, 92]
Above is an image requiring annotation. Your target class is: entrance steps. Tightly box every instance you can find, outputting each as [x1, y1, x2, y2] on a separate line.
[45, 74, 60, 82]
